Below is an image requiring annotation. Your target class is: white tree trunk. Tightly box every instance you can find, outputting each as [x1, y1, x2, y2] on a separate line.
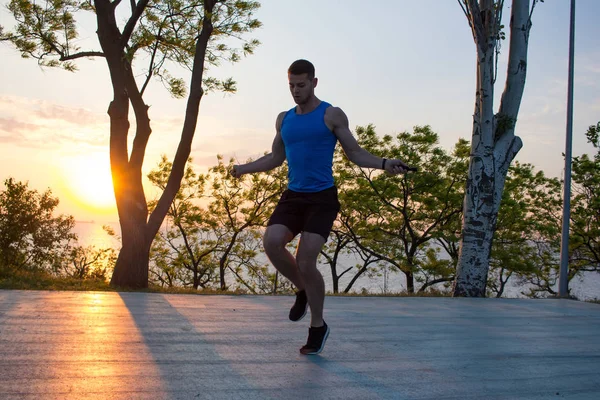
[453, 0, 531, 297]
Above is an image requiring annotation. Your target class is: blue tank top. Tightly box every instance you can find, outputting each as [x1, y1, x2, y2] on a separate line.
[280, 101, 337, 192]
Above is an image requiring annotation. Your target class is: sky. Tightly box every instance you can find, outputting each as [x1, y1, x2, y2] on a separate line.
[1, 0, 599, 223]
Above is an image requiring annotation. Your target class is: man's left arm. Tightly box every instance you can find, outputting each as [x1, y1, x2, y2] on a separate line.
[326, 107, 413, 175]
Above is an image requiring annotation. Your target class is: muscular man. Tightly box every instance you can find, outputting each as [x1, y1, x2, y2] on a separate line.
[231, 59, 411, 355]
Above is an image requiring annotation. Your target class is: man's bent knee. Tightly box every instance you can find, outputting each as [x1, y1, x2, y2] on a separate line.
[296, 232, 326, 274]
[263, 224, 294, 255]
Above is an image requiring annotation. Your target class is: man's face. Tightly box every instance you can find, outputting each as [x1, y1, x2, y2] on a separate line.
[288, 73, 317, 105]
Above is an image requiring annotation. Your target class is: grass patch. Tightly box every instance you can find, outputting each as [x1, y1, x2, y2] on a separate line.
[0, 268, 268, 296]
[0, 268, 112, 291]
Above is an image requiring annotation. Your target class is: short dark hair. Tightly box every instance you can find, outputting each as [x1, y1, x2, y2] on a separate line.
[288, 59, 315, 80]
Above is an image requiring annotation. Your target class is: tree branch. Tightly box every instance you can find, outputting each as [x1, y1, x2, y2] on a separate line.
[497, 0, 530, 120]
[495, 134, 522, 177]
[140, 27, 163, 96]
[61, 51, 105, 61]
[457, 0, 470, 20]
[418, 276, 454, 293]
[465, 0, 486, 53]
[121, 0, 150, 47]
[338, 266, 354, 279]
[529, 0, 541, 23]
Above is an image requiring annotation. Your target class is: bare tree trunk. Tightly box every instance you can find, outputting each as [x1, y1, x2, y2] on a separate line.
[219, 231, 240, 291]
[342, 258, 377, 293]
[405, 271, 415, 293]
[94, 0, 216, 288]
[111, 222, 151, 287]
[332, 273, 340, 294]
[453, 51, 497, 296]
[453, 0, 531, 297]
[94, 0, 150, 288]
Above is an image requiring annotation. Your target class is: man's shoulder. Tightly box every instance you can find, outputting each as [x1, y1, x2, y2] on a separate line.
[324, 103, 345, 113]
[324, 105, 347, 124]
[276, 110, 290, 131]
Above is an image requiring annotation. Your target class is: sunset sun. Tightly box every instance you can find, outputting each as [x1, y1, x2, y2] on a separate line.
[64, 152, 115, 211]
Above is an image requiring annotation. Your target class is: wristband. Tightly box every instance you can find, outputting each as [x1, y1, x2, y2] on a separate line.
[382, 158, 387, 170]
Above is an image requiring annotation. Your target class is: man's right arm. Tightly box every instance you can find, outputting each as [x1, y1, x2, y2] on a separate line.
[231, 112, 287, 178]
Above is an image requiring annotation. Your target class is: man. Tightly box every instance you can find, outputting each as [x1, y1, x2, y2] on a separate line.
[231, 59, 411, 355]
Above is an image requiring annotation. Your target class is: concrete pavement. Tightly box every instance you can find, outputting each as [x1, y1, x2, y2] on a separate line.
[0, 290, 599, 399]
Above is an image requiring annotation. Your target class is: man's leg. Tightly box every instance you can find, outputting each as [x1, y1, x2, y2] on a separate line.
[295, 231, 326, 327]
[263, 224, 304, 290]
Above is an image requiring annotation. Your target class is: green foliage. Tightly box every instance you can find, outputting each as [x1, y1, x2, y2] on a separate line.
[0, 266, 111, 291]
[329, 124, 570, 298]
[488, 162, 562, 297]
[147, 155, 220, 289]
[58, 245, 117, 281]
[570, 121, 600, 274]
[585, 121, 599, 147]
[1, 0, 86, 71]
[495, 113, 516, 139]
[0, 181, 107, 288]
[0, 177, 77, 271]
[206, 154, 289, 293]
[147, 155, 291, 293]
[332, 125, 467, 294]
[1, 0, 262, 95]
[0, 177, 118, 283]
[512, 121, 598, 298]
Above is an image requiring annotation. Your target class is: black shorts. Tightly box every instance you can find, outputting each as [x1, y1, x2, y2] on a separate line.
[267, 186, 340, 241]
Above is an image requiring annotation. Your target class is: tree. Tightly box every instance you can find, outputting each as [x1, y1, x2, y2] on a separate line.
[515, 122, 599, 298]
[337, 125, 467, 294]
[207, 155, 287, 291]
[320, 219, 384, 294]
[487, 162, 561, 297]
[1, 0, 261, 288]
[453, 0, 543, 296]
[147, 155, 290, 293]
[567, 122, 600, 276]
[0, 178, 76, 271]
[58, 245, 117, 280]
[147, 155, 220, 289]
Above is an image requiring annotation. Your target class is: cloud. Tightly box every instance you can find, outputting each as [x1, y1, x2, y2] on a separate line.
[29, 101, 106, 126]
[0, 131, 27, 145]
[0, 95, 109, 149]
[0, 117, 43, 133]
[0, 117, 43, 146]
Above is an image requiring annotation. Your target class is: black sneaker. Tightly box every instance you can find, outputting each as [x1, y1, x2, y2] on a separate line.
[300, 322, 330, 355]
[289, 290, 308, 322]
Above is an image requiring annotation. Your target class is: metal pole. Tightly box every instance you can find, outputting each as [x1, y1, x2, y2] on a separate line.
[558, 0, 576, 298]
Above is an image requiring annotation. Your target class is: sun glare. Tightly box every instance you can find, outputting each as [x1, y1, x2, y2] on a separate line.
[64, 152, 116, 211]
